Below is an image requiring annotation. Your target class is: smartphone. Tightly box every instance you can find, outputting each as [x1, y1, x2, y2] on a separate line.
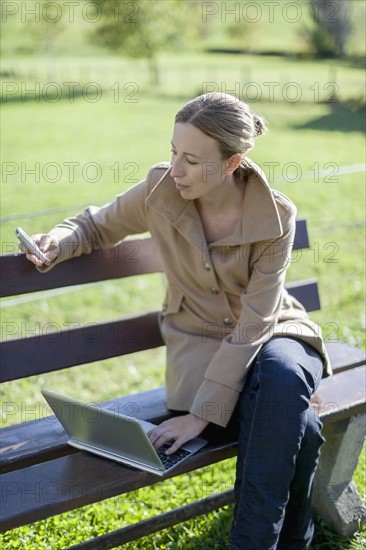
[15, 227, 48, 263]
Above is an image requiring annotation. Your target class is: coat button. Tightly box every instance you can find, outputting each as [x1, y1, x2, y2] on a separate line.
[210, 287, 220, 295]
[203, 262, 211, 271]
[223, 318, 233, 326]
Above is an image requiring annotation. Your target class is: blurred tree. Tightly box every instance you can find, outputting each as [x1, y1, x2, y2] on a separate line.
[17, 0, 66, 78]
[306, 0, 351, 57]
[222, 1, 254, 52]
[91, 0, 202, 86]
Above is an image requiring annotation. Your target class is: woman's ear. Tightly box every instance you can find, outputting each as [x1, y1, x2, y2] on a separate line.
[225, 153, 242, 175]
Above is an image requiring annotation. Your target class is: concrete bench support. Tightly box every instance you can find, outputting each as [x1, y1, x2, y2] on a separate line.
[312, 412, 366, 536]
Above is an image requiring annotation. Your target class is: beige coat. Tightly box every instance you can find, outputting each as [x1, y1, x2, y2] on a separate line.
[43, 161, 331, 427]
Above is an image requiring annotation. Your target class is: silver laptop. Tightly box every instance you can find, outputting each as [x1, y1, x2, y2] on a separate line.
[42, 389, 207, 476]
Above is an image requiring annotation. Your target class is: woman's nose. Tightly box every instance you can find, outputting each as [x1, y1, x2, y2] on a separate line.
[170, 156, 184, 177]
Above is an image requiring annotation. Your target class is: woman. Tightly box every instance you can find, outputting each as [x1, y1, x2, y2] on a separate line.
[23, 92, 331, 549]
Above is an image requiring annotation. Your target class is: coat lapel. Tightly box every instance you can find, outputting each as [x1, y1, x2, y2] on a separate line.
[240, 159, 283, 243]
[145, 166, 207, 252]
[145, 160, 283, 250]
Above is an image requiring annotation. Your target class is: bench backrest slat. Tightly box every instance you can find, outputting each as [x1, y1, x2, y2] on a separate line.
[1, 218, 321, 383]
[0, 219, 310, 298]
[292, 218, 309, 250]
[285, 279, 320, 311]
[0, 239, 163, 298]
[0, 280, 320, 383]
[0, 312, 164, 383]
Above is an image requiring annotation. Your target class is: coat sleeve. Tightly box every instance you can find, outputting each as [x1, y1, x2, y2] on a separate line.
[190, 195, 297, 427]
[37, 164, 167, 271]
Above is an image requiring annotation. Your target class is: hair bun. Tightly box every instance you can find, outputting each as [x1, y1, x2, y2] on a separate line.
[253, 114, 267, 137]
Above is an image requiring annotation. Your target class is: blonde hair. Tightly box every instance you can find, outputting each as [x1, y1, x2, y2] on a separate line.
[175, 92, 267, 180]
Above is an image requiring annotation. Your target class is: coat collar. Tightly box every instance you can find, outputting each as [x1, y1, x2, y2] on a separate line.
[145, 159, 283, 251]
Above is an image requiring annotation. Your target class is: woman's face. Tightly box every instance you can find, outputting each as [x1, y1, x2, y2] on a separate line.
[170, 122, 232, 201]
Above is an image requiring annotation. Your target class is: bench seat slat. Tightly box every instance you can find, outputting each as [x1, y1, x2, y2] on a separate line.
[1, 388, 168, 474]
[326, 341, 366, 373]
[0, 442, 237, 533]
[312, 364, 366, 421]
[1, 366, 365, 533]
[2, 365, 365, 476]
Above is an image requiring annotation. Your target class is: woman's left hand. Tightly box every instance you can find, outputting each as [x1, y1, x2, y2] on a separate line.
[148, 413, 209, 455]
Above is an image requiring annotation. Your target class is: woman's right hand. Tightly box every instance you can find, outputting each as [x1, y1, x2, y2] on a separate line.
[20, 233, 61, 267]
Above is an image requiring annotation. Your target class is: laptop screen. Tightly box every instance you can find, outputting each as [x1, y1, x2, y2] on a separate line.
[42, 389, 162, 468]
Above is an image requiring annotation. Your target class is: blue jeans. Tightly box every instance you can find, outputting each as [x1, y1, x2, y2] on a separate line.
[227, 337, 324, 550]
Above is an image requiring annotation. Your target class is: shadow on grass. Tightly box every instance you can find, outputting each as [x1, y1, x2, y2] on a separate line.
[293, 100, 366, 134]
[151, 507, 363, 550]
[311, 514, 365, 550]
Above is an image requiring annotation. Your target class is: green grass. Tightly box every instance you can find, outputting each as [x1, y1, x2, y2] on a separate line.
[1, 50, 365, 548]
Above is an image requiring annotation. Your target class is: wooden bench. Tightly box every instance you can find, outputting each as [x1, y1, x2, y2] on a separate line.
[1, 219, 365, 548]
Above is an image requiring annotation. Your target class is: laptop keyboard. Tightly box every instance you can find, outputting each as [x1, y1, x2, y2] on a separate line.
[156, 445, 191, 470]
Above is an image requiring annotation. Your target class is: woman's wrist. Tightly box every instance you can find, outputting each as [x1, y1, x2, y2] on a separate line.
[189, 413, 209, 429]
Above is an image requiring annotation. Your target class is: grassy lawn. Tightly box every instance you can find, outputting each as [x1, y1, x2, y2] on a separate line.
[0, 50, 365, 548]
